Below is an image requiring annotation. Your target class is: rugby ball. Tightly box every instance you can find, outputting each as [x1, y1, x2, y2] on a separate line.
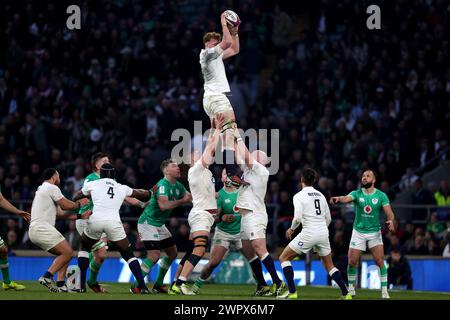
[224, 10, 241, 27]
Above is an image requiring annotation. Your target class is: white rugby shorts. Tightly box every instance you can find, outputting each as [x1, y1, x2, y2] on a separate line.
[29, 222, 66, 252]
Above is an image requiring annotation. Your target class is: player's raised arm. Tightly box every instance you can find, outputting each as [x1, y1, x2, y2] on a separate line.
[223, 24, 239, 60]
[0, 192, 31, 222]
[219, 12, 233, 51]
[329, 195, 353, 204]
[200, 113, 223, 168]
[234, 128, 254, 169]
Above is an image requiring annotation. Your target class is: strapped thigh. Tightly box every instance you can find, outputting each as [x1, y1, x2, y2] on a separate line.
[193, 235, 209, 248]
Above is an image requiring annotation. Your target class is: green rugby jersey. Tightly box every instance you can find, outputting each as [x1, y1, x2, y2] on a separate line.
[138, 178, 186, 227]
[348, 188, 390, 234]
[216, 187, 241, 235]
[78, 172, 98, 214]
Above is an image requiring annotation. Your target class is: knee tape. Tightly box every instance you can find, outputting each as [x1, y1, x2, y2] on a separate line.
[193, 235, 209, 248]
[187, 254, 202, 267]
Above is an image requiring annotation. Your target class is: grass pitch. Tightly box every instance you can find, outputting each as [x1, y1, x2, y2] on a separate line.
[1, 281, 449, 300]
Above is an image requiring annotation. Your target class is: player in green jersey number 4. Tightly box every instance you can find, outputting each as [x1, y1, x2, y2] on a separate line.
[0, 188, 30, 291]
[190, 168, 242, 294]
[131, 159, 192, 294]
[330, 169, 396, 299]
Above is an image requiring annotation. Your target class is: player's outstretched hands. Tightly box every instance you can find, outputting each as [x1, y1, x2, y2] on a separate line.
[229, 24, 239, 36]
[18, 211, 31, 223]
[329, 196, 340, 204]
[220, 12, 227, 25]
[221, 214, 235, 223]
[285, 228, 294, 240]
[80, 210, 92, 220]
[386, 220, 396, 232]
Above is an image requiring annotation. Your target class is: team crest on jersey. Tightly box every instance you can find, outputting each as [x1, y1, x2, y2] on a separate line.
[176, 189, 180, 196]
[359, 198, 365, 202]
[372, 198, 378, 205]
[225, 199, 231, 204]
[364, 205, 372, 214]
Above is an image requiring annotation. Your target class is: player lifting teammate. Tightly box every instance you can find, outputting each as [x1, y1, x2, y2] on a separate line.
[169, 114, 224, 295]
[200, 11, 245, 187]
[190, 168, 242, 294]
[234, 128, 286, 296]
[330, 169, 396, 299]
[278, 168, 351, 300]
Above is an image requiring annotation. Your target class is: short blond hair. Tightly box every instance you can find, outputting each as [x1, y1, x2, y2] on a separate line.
[203, 32, 221, 44]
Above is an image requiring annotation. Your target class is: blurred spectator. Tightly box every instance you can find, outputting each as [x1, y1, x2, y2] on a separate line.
[387, 249, 413, 290]
[64, 220, 81, 250]
[434, 180, 450, 218]
[6, 230, 19, 249]
[426, 212, 446, 238]
[407, 234, 428, 255]
[411, 179, 434, 220]
[66, 166, 85, 191]
[399, 167, 419, 190]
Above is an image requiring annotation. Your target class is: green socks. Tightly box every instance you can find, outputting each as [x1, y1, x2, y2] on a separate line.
[154, 256, 171, 287]
[347, 265, 357, 287]
[0, 258, 11, 284]
[380, 265, 388, 289]
[87, 252, 104, 285]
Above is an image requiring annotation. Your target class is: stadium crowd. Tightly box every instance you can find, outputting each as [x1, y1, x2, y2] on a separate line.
[0, 0, 449, 255]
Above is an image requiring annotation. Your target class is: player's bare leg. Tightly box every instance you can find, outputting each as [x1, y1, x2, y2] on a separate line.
[347, 248, 363, 296]
[56, 260, 70, 292]
[370, 245, 389, 299]
[320, 254, 351, 299]
[41, 240, 73, 292]
[241, 239, 269, 295]
[192, 245, 228, 293]
[215, 110, 248, 187]
[172, 231, 209, 295]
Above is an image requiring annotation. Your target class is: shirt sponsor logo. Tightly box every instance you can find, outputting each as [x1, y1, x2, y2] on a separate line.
[225, 199, 231, 203]
[233, 205, 239, 213]
[364, 205, 372, 214]
[372, 198, 378, 205]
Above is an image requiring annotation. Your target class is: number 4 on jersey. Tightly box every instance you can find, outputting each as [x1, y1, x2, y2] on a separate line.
[107, 187, 115, 199]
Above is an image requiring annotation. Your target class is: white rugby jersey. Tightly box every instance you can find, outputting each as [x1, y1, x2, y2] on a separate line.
[292, 186, 331, 235]
[199, 45, 231, 96]
[236, 161, 269, 214]
[31, 182, 64, 226]
[188, 161, 217, 211]
[81, 178, 133, 222]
